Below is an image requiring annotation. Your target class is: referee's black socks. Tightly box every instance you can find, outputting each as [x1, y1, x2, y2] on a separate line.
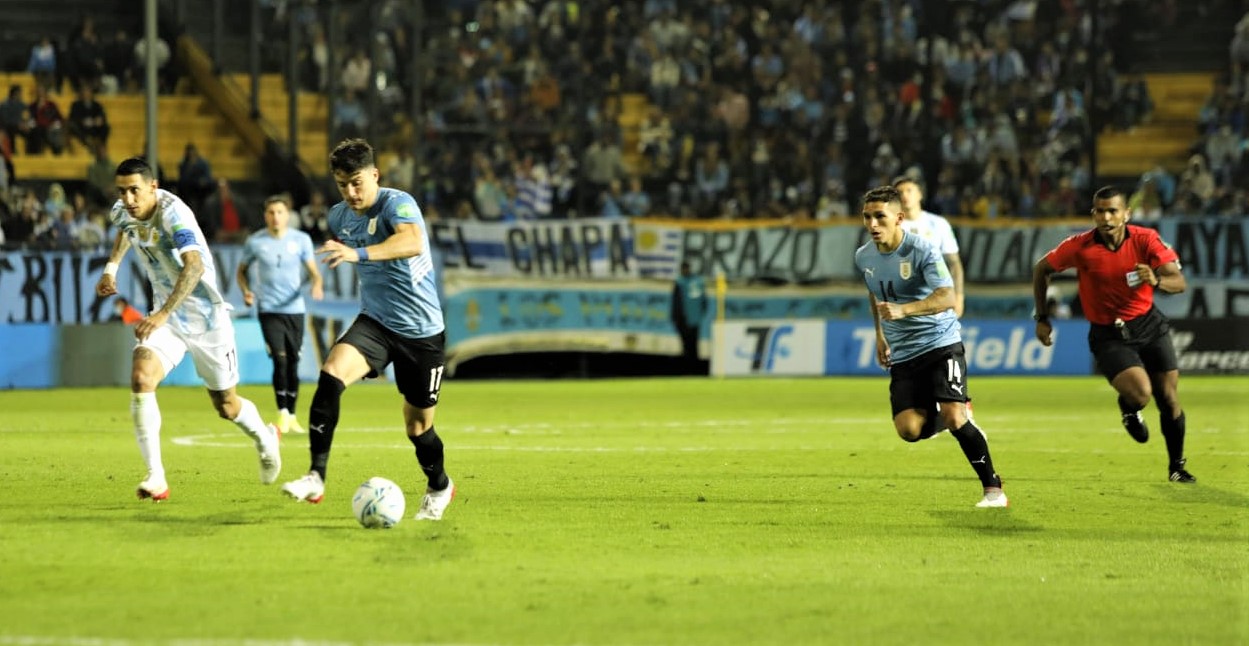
[950, 420, 1001, 489]
[1118, 395, 1144, 415]
[307, 371, 346, 480]
[1159, 408, 1188, 467]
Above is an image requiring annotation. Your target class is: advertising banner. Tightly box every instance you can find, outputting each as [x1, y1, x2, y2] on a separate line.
[1168, 317, 1249, 374]
[428, 218, 636, 279]
[711, 320, 827, 376]
[0, 247, 360, 325]
[713, 319, 1091, 377]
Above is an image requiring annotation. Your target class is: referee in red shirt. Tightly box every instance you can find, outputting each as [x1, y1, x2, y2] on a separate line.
[1032, 185, 1196, 483]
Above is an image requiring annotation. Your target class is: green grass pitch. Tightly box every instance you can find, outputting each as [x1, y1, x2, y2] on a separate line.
[0, 376, 1246, 646]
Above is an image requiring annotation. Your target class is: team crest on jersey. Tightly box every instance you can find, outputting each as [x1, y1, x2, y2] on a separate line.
[131, 224, 159, 245]
[367, 217, 378, 235]
[899, 261, 912, 279]
[286, 241, 298, 254]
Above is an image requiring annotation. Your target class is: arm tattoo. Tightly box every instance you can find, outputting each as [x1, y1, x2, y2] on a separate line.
[159, 251, 206, 315]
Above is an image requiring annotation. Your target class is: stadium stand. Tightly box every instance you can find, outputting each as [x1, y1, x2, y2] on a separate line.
[2, 0, 1246, 241]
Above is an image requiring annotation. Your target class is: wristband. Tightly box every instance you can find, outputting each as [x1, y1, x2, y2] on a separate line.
[103, 261, 119, 277]
[355, 247, 369, 262]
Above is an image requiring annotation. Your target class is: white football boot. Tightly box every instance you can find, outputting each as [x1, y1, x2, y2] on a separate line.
[256, 424, 282, 485]
[414, 478, 455, 521]
[281, 472, 325, 503]
[976, 489, 1009, 508]
[136, 472, 169, 501]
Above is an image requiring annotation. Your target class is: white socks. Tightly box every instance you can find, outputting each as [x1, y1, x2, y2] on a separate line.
[232, 397, 272, 449]
[130, 392, 164, 479]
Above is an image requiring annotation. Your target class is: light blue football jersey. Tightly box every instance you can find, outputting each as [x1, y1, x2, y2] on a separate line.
[240, 228, 316, 314]
[108, 189, 229, 335]
[328, 188, 443, 338]
[854, 231, 960, 364]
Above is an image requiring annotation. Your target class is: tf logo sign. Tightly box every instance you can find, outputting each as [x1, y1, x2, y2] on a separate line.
[738, 325, 794, 371]
[714, 319, 825, 376]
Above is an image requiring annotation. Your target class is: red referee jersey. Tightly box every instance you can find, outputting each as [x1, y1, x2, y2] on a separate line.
[1046, 225, 1179, 325]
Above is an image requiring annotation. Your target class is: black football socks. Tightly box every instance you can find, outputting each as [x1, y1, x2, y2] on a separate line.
[409, 429, 450, 491]
[1117, 395, 1144, 416]
[1160, 410, 1188, 469]
[950, 420, 1001, 488]
[307, 371, 346, 480]
[272, 349, 298, 412]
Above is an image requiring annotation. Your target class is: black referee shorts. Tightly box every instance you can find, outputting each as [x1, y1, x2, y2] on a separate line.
[1088, 306, 1178, 381]
[337, 314, 446, 409]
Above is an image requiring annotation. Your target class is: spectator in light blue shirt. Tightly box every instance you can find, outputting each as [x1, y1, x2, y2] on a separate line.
[27, 36, 57, 88]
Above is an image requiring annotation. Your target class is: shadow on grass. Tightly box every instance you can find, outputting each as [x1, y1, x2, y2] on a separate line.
[927, 509, 1045, 535]
[1152, 483, 1249, 509]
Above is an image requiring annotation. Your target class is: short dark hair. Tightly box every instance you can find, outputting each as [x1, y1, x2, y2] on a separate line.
[861, 185, 902, 209]
[891, 176, 921, 191]
[1092, 185, 1126, 202]
[264, 193, 292, 209]
[115, 157, 154, 180]
[329, 138, 375, 175]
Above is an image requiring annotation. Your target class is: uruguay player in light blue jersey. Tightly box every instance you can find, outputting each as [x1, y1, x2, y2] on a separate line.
[854, 185, 1007, 508]
[95, 157, 280, 502]
[237, 195, 324, 436]
[281, 139, 454, 520]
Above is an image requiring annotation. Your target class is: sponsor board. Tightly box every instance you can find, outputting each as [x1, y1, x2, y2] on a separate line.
[712, 320, 827, 376]
[1168, 318, 1249, 374]
[714, 319, 1092, 376]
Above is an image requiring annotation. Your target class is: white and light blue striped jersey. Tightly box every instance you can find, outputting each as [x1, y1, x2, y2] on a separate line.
[854, 231, 960, 364]
[108, 188, 229, 335]
[240, 228, 316, 314]
[515, 168, 552, 219]
[901, 210, 960, 256]
[328, 188, 443, 338]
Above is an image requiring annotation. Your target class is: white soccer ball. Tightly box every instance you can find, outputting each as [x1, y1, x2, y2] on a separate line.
[352, 477, 406, 529]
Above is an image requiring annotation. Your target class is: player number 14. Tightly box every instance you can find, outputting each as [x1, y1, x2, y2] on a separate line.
[877, 280, 898, 302]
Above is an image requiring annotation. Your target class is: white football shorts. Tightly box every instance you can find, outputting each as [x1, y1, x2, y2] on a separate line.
[136, 310, 240, 391]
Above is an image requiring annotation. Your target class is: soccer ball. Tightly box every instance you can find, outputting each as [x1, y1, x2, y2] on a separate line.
[351, 477, 406, 529]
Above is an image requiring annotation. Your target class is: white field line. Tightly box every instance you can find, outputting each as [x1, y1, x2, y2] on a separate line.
[0, 637, 487, 646]
[169, 430, 1247, 456]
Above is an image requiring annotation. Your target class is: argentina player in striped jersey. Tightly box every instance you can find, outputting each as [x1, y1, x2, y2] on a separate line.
[96, 157, 281, 502]
[281, 139, 455, 520]
[854, 185, 1008, 508]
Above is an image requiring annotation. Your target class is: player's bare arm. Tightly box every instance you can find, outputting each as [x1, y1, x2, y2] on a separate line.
[236, 259, 254, 306]
[305, 259, 325, 300]
[878, 286, 955, 320]
[318, 221, 423, 268]
[946, 253, 965, 317]
[95, 232, 132, 297]
[1031, 258, 1057, 345]
[135, 250, 204, 341]
[867, 293, 891, 368]
[1137, 261, 1186, 294]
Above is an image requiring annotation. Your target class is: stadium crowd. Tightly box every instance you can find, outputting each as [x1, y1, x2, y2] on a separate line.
[317, 0, 1155, 221]
[1, 0, 1245, 251]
